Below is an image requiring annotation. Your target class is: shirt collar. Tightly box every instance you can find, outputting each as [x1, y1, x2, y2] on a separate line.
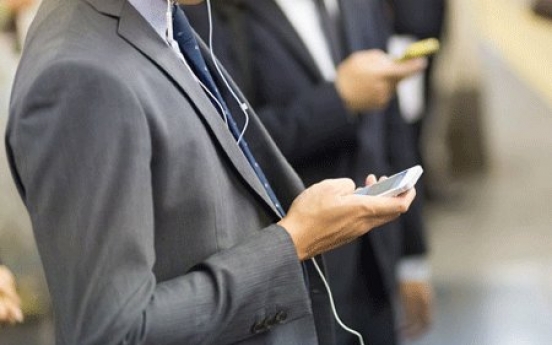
[128, 0, 168, 40]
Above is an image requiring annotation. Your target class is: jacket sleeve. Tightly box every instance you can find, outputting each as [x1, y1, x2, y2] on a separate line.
[6, 61, 312, 345]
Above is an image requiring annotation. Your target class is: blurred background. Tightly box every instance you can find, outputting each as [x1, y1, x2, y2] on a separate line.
[0, 0, 551, 344]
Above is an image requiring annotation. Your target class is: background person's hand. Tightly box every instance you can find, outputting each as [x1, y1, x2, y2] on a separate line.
[279, 177, 416, 260]
[399, 280, 434, 340]
[335, 49, 427, 113]
[3, 0, 34, 13]
[0, 265, 24, 325]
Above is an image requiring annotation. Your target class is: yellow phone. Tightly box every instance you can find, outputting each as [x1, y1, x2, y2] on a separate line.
[396, 38, 440, 62]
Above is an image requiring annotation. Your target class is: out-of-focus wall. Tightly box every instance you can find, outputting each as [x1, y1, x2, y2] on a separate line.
[433, 0, 483, 92]
[422, 0, 487, 188]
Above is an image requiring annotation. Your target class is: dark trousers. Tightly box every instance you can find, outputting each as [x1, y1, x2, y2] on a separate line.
[324, 240, 397, 345]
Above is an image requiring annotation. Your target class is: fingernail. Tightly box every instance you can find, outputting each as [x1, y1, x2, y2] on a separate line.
[15, 308, 24, 322]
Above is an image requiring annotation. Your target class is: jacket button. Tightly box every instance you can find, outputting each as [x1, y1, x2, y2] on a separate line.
[274, 310, 288, 323]
[251, 320, 268, 334]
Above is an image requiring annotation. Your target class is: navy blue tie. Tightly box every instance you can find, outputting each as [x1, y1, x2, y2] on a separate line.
[172, 7, 286, 217]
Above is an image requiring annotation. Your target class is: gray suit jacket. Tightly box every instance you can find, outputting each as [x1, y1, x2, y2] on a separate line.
[5, 0, 334, 344]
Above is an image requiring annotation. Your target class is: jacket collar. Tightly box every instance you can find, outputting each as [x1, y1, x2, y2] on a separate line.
[243, 0, 323, 81]
[84, 0, 124, 16]
[244, 0, 384, 67]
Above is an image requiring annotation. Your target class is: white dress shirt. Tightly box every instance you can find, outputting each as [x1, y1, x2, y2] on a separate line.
[273, 0, 339, 81]
[128, 0, 168, 40]
[129, 0, 187, 60]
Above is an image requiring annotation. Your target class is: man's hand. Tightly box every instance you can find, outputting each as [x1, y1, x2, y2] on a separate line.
[2, 0, 34, 13]
[399, 280, 434, 340]
[335, 49, 427, 113]
[278, 176, 416, 260]
[0, 265, 24, 325]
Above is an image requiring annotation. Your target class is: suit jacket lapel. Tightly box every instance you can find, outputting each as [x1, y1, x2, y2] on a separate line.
[245, 0, 322, 81]
[197, 38, 285, 216]
[88, 0, 281, 216]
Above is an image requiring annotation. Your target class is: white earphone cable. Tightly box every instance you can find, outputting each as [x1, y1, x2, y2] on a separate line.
[206, 0, 250, 144]
[166, 0, 174, 44]
[311, 257, 365, 345]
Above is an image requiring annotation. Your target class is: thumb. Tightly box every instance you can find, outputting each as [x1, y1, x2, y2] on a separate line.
[387, 57, 428, 81]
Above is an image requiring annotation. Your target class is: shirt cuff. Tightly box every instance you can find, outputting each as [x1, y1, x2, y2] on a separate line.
[397, 256, 431, 282]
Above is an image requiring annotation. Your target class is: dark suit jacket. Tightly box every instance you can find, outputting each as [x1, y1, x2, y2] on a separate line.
[5, 0, 336, 344]
[185, 1, 428, 343]
[388, 0, 447, 39]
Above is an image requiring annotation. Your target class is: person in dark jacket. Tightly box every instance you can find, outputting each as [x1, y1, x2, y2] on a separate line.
[185, 0, 438, 344]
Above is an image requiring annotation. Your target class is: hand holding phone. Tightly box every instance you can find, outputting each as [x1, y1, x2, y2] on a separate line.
[356, 165, 423, 197]
[396, 38, 440, 62]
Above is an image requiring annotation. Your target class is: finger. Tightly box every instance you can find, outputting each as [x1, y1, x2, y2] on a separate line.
[354, 49, 387, 62]
[0, 299, 8, 322]
[0, 284, 21, 304]
[0, 266, 13, 286]
[402, 306, 426, 338]
[396, 187, 417, 205]
[401, 321, 426, 340]
[0, 268, 17, 298]
[386, 188, 416, 213]
[400, 312, 420, 339]
[387, 57, 428, 80]
[365, 174, 377, 186]
[15, 306, 24, 323]
[8, 306, 24, 324]
[2, 298, 24, 324]
[418, 290, 434, 327]
[404, 301, 432, 338]
[325, 178, 356, 195]
[366, 196, 410, 216]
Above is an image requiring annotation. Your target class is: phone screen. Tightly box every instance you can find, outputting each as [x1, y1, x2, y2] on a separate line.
[362, 171, 408, 196]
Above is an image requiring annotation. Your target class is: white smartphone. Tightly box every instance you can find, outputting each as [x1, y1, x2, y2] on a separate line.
[355, 165, 423, 197]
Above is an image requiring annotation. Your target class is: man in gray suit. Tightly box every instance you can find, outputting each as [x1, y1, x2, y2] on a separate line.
[5, 0, 417, 344]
